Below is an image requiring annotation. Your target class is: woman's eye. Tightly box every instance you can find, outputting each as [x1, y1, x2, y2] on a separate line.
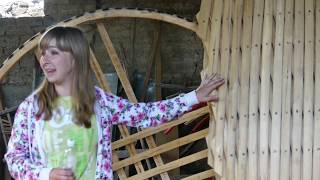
[51, 50, 58, 55]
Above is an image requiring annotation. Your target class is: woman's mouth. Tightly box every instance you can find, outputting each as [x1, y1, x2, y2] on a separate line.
[44, 68, 56, 75]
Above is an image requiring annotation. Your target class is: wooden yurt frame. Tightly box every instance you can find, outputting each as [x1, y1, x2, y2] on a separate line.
[2, 0, 320, 179]
[0, 5, 219, 180]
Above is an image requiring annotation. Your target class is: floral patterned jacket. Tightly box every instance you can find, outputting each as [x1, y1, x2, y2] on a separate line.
[5, 87, 198, 180]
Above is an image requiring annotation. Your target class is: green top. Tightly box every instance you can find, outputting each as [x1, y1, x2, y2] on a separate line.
[43, 96, 98, 179]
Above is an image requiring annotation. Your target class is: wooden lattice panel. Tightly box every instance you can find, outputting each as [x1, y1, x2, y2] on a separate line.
[198, 0, 320, 179]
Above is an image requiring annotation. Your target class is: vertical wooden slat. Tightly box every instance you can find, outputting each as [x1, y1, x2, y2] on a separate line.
[248, 0, 264, 179]
[237, 0, 253, 179]
[206, 0, 224, 75]
[204, 0, 224, 169]
[112, 151, 128, 179]
[214, 0, 232, 177]
[226, 0, 242, 179]
[280, 0, 294, 179]
[140, 23, 160, 102]
[155, 29, 162, 101]
[314, 1, 320, 180]
[89, 49, 112, 92]
[292, 0, 304, 180]
[270, 0, 285, 179]
[259, 0, 273, 179]
[196, 0, 213, 43]
[303, 0, 315, 180]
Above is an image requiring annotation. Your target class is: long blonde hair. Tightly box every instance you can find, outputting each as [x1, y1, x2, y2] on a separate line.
[36, 26, 95, 128]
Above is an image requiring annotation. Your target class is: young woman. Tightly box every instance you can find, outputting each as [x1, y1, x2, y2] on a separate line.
[5, 26, 224, 180]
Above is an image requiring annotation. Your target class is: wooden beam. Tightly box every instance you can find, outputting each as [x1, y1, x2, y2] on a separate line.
[126, 150, 208, 180]
[113, 128, 208, 170]
[181, 169, 220, 180]
[89, 48, 112, 92]
[237, 0, 253, 179]
[280, 0, 293, 179]
[269, 0, 284, 179]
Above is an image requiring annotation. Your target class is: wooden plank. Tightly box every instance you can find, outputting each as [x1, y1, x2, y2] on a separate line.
[209, 0, 223, 74]
[181, 169, 220, 180]
[303, 0, 315, 180]
[155, 40, 162, 100]
[213, 0, 232, 176]
[314, 1, 320, 179]
[201, 0, 222, 74]
[269, 0, 285, 180]
[237, 0, 253, 179]
[116, 125, 146, 175]
[113, 128, 208, 170]
[204, 0, 223, 169]
[126, 150, 208, 180]
[112, 151, 128, 179]
[89, 49, 112, 92]
[292, 0, 304, 179]
[0, 118, 8, 146]
[112, 106, 209, 150]
[226, 0, 242, 179]
[259, 0, 273, 179]
[195, 0, 213, 41]
[248, 0, 264, 179]
[96, 22, 137, 102]
[280, 0, 294, 179]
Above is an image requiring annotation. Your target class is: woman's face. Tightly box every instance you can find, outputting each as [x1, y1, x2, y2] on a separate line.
[40, 39, 75, 86]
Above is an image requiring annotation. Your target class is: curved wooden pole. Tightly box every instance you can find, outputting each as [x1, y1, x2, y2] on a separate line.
[0, 8, 198, 81]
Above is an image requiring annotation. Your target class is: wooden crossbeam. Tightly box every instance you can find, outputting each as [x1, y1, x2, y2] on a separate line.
[113, 128, 208, 170]
[112, 106, 209, 150]
[181, 169, 220, 180]
[126, 150, 208, 180]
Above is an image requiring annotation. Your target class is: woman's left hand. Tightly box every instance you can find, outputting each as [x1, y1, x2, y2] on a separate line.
[195, 74, 225, 103]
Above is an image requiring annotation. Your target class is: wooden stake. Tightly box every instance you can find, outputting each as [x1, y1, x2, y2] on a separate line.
[237, 0, 253, 179]
[314, 1, 320, 179]
[226, 0, 242, 179]
[248, 0, 264, 179]
[270, 0, 285, 179]
[292, 1, 304, 179]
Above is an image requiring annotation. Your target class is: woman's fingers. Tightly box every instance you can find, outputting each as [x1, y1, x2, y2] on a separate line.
[208, 78, 225, 90]
[196, 74, 225, 103]
[206, 95, 219, 102]
[50, 168, 75, 180]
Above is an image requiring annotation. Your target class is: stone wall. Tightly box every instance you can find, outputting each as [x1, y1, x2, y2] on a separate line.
[0, 16, 54, 107]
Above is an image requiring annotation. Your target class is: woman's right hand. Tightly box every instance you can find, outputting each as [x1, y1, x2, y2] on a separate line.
[49, 168, 75, 180]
